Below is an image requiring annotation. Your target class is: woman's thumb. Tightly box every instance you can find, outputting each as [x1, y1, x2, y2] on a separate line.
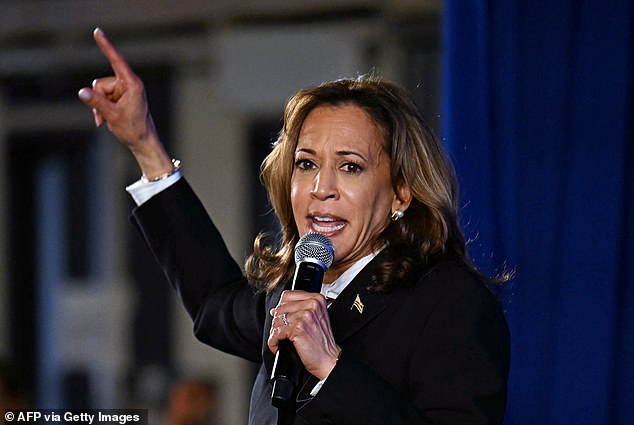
[78, 88, 107, 126]
[78, 87, 93, 103]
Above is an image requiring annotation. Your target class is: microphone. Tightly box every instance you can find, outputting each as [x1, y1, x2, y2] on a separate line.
[271, 232, 334, 408]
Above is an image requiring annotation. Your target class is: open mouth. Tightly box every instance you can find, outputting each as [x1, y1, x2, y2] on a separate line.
[310, 215, 346, 234]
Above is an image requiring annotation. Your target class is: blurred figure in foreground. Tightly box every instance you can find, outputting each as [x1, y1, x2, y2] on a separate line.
[164, 377, 217, 425]
[0, 358, 30, 411]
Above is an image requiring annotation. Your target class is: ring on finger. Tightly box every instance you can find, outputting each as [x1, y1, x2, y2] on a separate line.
[281, 312, 289, 326]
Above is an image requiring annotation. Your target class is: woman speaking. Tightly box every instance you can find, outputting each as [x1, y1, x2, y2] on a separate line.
[78, 28, 510, 425]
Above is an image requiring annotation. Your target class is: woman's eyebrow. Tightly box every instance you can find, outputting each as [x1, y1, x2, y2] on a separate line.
[295, 147, 316, 155]
[295, 148, 369, 162]
[336, 150, 367, 161]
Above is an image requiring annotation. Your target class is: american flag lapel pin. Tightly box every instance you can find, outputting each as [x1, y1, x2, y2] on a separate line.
[351, 294, 364, 314]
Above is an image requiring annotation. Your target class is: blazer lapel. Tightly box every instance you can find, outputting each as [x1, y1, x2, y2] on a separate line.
[327, 253, 387, 344]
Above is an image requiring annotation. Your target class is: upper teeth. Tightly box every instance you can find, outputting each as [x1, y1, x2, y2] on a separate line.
[314, 216, 336, 221]
[312, 222, 345, 233]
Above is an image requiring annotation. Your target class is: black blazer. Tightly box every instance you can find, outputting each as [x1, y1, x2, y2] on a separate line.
[131, 179, 510, 425]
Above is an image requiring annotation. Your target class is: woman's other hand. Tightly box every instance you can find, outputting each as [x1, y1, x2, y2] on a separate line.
[78, 28, 173, 179]
[269, 290, 342, 381]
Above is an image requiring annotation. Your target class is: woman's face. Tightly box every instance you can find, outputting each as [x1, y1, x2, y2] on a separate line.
[291, 104, 409, 282]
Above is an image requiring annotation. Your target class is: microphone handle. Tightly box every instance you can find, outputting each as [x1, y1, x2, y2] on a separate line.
[271, 261, 325, 407]
[291, 260, 325, 292]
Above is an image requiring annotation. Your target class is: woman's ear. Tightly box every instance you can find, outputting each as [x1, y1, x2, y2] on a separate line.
[392, 182, 412, 213]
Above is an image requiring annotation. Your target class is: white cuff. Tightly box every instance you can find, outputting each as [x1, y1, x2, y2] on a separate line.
[126, 171, 182, 206]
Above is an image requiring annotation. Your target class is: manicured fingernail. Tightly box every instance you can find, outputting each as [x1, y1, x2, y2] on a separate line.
[78, 88, 92, 101]
[94, 27, 104, 37]
[92, 109, 101, 127]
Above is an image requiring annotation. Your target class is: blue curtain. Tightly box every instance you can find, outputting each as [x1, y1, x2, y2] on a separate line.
[441, 1, 633, 424]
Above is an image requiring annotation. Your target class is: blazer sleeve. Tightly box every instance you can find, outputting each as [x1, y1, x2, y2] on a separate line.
[298, 264, 510, 425]
[130, 178, 265, 363]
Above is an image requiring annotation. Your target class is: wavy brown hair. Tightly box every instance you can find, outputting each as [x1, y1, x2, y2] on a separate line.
[245, 76, 474, 293]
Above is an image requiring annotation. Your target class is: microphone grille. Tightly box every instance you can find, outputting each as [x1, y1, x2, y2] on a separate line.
[294, 233, 334, 269]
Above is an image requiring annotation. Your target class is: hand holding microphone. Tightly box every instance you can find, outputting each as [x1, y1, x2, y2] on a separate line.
[269, 233, 340, 407]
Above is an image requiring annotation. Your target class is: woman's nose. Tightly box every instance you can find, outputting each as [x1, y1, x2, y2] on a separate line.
[310, 169, 339, 200]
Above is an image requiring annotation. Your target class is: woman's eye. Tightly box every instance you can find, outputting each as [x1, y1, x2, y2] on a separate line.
[295, 159, 316, 170]
[342, 162, 362, 174]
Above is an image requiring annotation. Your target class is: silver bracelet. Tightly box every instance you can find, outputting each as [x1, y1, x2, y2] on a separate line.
[141, 159, 182, 183]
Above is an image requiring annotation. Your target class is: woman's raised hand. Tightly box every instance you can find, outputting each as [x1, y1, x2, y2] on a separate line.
[78, 28, 173, 179]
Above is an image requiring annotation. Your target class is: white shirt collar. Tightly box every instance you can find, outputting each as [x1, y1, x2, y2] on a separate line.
[320, 250, 380, 300]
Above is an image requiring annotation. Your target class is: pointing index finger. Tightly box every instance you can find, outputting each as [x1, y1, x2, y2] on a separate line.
[93, 27, 134, 79]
